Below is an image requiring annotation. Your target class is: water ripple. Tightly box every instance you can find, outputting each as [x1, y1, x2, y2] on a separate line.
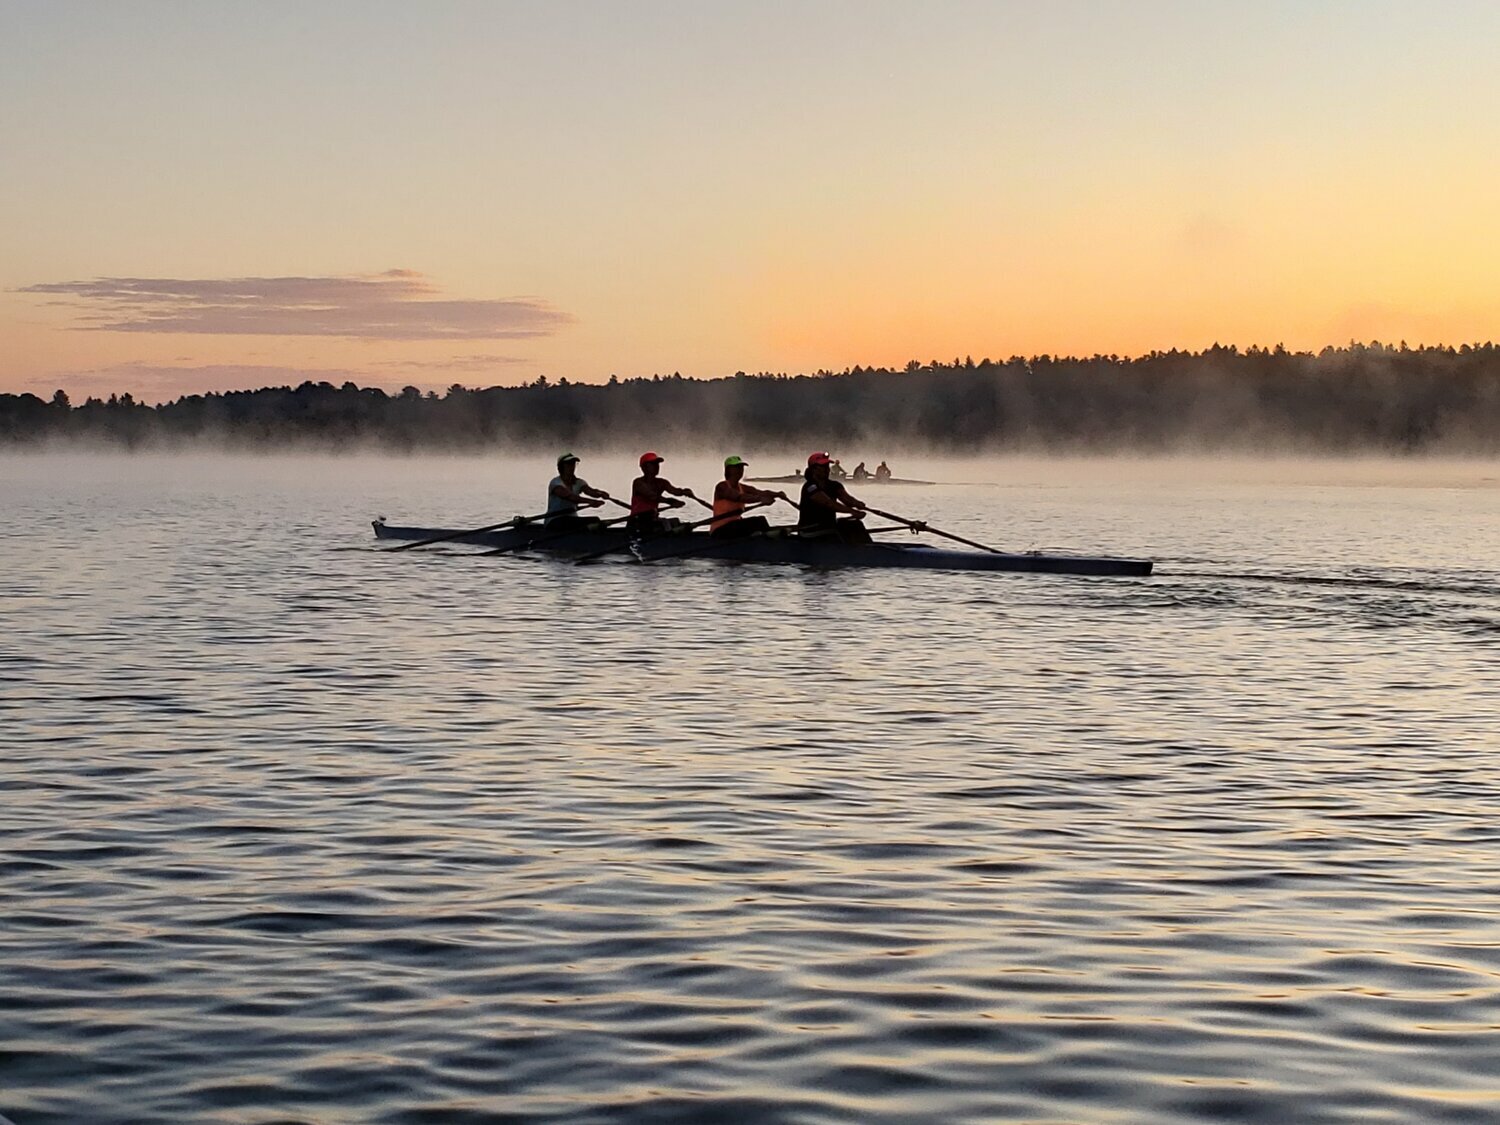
[1, 454, 1498, 1123]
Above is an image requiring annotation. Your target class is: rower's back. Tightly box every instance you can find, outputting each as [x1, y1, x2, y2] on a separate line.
[798, 474, 841, 529]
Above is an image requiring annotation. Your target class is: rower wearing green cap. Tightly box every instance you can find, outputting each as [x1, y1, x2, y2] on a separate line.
[546, 452, 612, 532]
[711, 456, 785, 538]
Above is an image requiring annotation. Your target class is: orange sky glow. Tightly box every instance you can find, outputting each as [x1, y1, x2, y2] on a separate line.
[3, 1, 1499, 402]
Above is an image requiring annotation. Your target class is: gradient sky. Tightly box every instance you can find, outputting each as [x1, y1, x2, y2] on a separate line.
[3, 0, 1499, 401]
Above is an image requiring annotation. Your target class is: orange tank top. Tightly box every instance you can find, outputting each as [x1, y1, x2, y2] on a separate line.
[711, 480, 745, 531]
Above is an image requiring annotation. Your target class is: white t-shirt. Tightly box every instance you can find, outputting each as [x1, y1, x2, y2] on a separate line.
[546, 475, 590, 521]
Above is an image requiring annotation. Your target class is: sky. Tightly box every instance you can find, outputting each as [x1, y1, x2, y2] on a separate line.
[3, 0, 1499, 402]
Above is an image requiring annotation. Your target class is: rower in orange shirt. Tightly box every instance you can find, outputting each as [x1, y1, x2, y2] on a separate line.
[710, 456, 785, 538]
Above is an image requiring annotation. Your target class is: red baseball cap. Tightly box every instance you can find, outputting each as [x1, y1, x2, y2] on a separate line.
[640, 451, 664, 465]
[807, 451, 831, 466]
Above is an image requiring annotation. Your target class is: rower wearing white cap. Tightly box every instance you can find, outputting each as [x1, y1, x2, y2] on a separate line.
[546, 452, 612, 533]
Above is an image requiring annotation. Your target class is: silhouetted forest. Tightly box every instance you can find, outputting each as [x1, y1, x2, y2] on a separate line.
[3, 343, 1498, 453]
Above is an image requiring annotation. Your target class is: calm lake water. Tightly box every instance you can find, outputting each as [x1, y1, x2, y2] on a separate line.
[2, 452, 1497, 1125]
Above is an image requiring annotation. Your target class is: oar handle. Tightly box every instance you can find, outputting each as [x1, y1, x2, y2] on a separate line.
[688, 488, 791, 513]
[667, 501, 772, 534]
[863, 506, 1004, 555]
[650, 490, 709, 513]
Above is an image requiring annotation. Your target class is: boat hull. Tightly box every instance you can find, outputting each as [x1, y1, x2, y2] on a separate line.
[373, 521, 1152, 576]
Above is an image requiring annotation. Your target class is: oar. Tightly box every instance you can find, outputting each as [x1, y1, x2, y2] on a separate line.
[481, 513, 632, 557]
[641, 504, 907, 564]
[475, 494, 628, 555]
[614, 497, 812, 564]
[641, 515, 930, 565]
[571, 507, 740, 565]
[637, 515, 801, 563]
[861, 505, 1004, 554]
[385, 513, 547, 552]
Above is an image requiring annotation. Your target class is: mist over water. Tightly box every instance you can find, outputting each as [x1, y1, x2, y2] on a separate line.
[2, 453, 1498, 1124]
[9, 344, 1500, 456]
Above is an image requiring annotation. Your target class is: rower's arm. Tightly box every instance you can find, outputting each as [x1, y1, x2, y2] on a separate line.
[580, 484, 612, 499]
[813, 483, 864, 514]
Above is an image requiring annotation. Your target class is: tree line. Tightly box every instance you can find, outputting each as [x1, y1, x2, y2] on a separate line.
[3, 342, 1497, 453]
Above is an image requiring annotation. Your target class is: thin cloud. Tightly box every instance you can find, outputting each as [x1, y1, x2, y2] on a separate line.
[22, 362, 367, 404]
[375, 353, 530, 371]
[17, 269, 573, 341]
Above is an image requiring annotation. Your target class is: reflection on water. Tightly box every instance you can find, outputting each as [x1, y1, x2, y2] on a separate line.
[2, 454, 1498, 1124]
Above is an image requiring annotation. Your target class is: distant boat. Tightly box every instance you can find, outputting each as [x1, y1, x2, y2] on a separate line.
[747, 474, 936, 486]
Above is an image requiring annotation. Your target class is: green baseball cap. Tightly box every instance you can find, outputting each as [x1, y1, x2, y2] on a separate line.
[724, 455, 748, 468]
[557, 451, 579, 465]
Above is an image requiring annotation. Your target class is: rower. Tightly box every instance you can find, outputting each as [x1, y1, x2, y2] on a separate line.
[711, 456, 785, 539]
[851, 461, 870, 481]
[798, 451, 871, 544]
[546, 452, 612, 532]
[874, 460, 892, 482]
[830, 458, 848, 480]
[629, 452, 696, 535]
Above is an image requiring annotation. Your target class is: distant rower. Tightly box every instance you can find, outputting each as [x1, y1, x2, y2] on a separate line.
[874, 460, 892, 482]
[798, 451, 870, 544]
[711, 456, 785, 538]
[851, 461, 870, 481]
[546, 452, 612, 532]
[630, 452, 696, 535]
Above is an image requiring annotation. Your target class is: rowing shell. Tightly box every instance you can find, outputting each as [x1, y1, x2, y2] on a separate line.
[373, 520, 1152, 576]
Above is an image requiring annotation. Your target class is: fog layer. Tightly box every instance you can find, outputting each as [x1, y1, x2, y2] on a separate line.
[4, 344, 1498, 455]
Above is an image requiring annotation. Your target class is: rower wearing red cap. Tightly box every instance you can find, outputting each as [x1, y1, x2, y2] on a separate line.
[711, 456, 785, 538]
[629, 452, 696, 536]
[798, 451, 870, 543]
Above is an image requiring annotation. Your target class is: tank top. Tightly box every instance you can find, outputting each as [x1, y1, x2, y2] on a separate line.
[631, 476, 668, 516]
[711, 480, 747, 532]
[798, 476, 843, 529]
[546, 475, 589, 521]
